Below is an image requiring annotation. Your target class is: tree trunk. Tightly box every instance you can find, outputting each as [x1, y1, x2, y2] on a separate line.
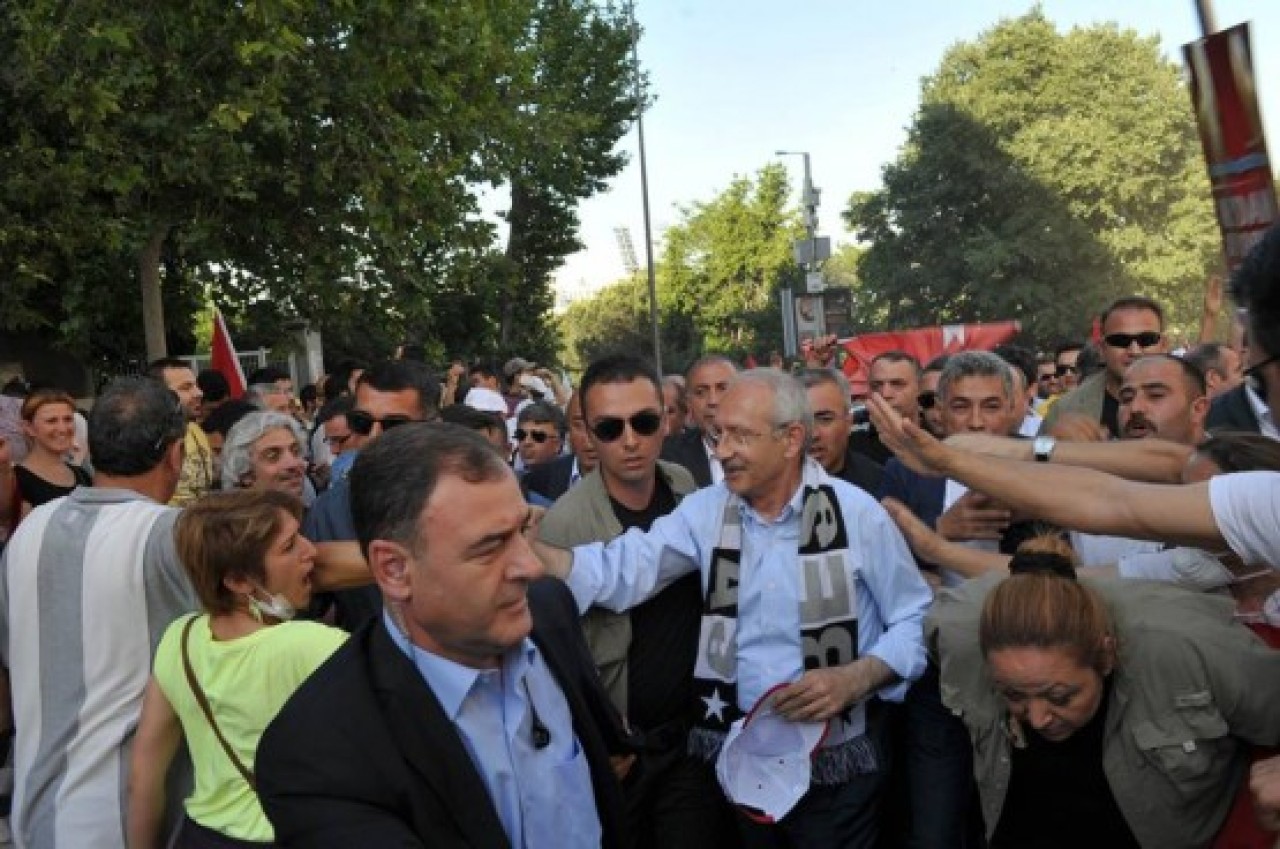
[500, 180, 530, 350]
[139, 224, 168, 361]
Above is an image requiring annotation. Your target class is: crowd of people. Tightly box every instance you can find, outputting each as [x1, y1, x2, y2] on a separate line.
[1, 224, 1280, 848]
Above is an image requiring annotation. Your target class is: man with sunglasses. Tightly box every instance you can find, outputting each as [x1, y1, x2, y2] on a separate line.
[538, 354, 733, 847]
[304, 359, 440, 631]
[1041, 299, 1168, 438]
[514, 401, 565, 472]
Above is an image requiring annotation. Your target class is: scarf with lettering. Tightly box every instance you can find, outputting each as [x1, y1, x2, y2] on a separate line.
[687, 461, 878, 783]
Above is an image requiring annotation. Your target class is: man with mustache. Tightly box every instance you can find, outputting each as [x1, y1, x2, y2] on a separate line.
[1118, 354, 1208, 445]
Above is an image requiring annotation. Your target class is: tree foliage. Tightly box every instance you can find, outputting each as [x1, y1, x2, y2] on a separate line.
[845, 11, 1220, 343]
[560, 163, 806, 371]
[659, 163, 802, 356]
[0, 0, 636, 370]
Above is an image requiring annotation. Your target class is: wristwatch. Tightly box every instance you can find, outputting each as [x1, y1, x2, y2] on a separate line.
[1033, 436, 1056, 463]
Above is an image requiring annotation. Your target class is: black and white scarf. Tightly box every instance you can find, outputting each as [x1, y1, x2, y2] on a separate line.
[688, 462, 878, 783]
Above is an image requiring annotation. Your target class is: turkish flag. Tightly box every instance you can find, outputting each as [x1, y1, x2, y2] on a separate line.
[838, 321, 1021, 396]
[210, 309, 247, 399]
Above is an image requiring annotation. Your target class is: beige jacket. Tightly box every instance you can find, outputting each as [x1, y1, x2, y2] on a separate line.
[538, 460, 696, 717]
[928, 574, 1280, 849]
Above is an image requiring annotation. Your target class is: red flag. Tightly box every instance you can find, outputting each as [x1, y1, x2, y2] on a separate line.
[838, 320, 1021, 396]
[210, 309, 247, 399]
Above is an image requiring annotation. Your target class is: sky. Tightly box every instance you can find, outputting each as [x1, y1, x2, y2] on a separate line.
[548, 0, 1280, 298]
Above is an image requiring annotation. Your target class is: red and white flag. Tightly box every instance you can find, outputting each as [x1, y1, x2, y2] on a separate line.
[210, 308, 247, 399]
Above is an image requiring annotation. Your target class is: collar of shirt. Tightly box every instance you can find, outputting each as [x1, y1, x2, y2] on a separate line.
[382, 610, 534, 720]
[1246, 383, 1278, 437]
[569, 457, 581, 487]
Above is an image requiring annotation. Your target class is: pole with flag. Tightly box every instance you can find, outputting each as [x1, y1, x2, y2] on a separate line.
[210, 309, 247, 399]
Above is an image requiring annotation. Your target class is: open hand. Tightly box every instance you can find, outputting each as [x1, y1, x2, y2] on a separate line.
[937, 490, 1012, 541]
[867, 394, 951, 476]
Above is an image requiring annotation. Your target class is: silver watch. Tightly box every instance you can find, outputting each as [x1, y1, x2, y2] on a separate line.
[1033, 435, 1056, 463]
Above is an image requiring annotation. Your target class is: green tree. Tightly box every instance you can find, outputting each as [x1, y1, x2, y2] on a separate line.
[845, 11, 1219, 343]
[496, 0, 640, 362]
[659, 163, 803, 357]
[1, 0, 636, 370]
[557, 275, 698, 374]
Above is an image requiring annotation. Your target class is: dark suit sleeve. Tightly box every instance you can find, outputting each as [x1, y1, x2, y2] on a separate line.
[256, 645, 430, 848]
[878, 457, 910, 502]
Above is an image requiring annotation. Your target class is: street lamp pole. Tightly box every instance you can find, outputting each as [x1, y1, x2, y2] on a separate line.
[775, 150, 830, 356]
[628, 1, 662, 376]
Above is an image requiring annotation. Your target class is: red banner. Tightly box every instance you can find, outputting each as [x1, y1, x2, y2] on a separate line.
[210, 309, 247, 399]
[837, 321, 1021, 396]
[1184, 23, 1278, 270]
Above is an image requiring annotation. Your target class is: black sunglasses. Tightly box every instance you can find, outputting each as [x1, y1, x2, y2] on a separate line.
[1055, 364, 1079, 377]
[347, 410, 418, 436]
[589, 410, 664, 443]
[917, 391, 937, 410]
[1103, 332, 1162, 350]
[515, 428, 556, 443]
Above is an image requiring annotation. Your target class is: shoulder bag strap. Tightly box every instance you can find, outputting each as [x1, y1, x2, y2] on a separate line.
[181, 616, 257, 790]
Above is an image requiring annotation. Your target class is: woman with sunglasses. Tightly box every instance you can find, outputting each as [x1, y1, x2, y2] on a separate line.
[128, 489, 346, 848]
[929, 541, 1280, 849]
[12, 389, 91, 521]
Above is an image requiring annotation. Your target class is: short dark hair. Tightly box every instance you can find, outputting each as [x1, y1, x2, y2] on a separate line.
[1053, 342, 1084, 361]
[924, 354, 950, 374]
[356, 360, 441, 420]
[201, 399, 255, 438]
[579, 353, 661, 418]
[871, 350, 922, 375]
[350, 423, 510, 557]
[300, 384, 318, 406]
[1230, 223, 1280, 360]
[441, 403, 507, 437]
[247, 365, 291, 386]
[146, 357, 193, 380]
[197, 369, 230, 404]
[1127, 354, 1206, 398]
[1194, 430, 1280, 473]
[89, 378, 187, 476]
[1183, 343, 1234, 380]
[469, 361, 500, 381]
[1076, 342, 1105, 379]
[516, 400, 565, 435]
[326, 361, 365, 399]
[993, 344, 1037, 386]
[315, 395, 355, 427]
[1099, 296, 1165, 331]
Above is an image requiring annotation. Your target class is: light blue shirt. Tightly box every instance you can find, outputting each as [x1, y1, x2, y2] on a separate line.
[566, 461, 931, 710]
[383, 613, 602, 848]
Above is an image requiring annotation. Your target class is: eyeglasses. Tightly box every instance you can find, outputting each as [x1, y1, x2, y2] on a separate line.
[707, 423, 788, 450]
[347, 410, 419, 436]
[1055, 364, 1079, 377]
[1103, 332, 1162, 350]
[589, 410, 664, 442]
[515, 428, 557, 443]
[918, 391, 937, 410]
[1036, 373, 1056, 383]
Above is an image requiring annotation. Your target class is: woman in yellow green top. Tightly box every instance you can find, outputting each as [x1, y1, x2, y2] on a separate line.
[128, 489, 346, 848]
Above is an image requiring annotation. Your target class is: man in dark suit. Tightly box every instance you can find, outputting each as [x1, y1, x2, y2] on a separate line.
[523, 390, 596, 502]
[1206, 382, 1269, 435]
[257, 424, 625, 848]
[800, 367, 883, 495]
[660, 355, 738, 487]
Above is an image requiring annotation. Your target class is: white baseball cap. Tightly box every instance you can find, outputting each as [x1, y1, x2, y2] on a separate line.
[464, 387, 508, 415]
[715, 684, 829, 824]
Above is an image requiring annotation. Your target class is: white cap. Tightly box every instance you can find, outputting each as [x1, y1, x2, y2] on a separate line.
[715, 684, 829, 824]
[519, 374, 552, 400]
[464, 387, 508, 415]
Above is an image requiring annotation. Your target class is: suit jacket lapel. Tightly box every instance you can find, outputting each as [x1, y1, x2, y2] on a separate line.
[367, 623, 511, 848]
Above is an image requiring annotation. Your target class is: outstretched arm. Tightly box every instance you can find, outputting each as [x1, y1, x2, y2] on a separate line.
[868, 396, 1225, 550]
